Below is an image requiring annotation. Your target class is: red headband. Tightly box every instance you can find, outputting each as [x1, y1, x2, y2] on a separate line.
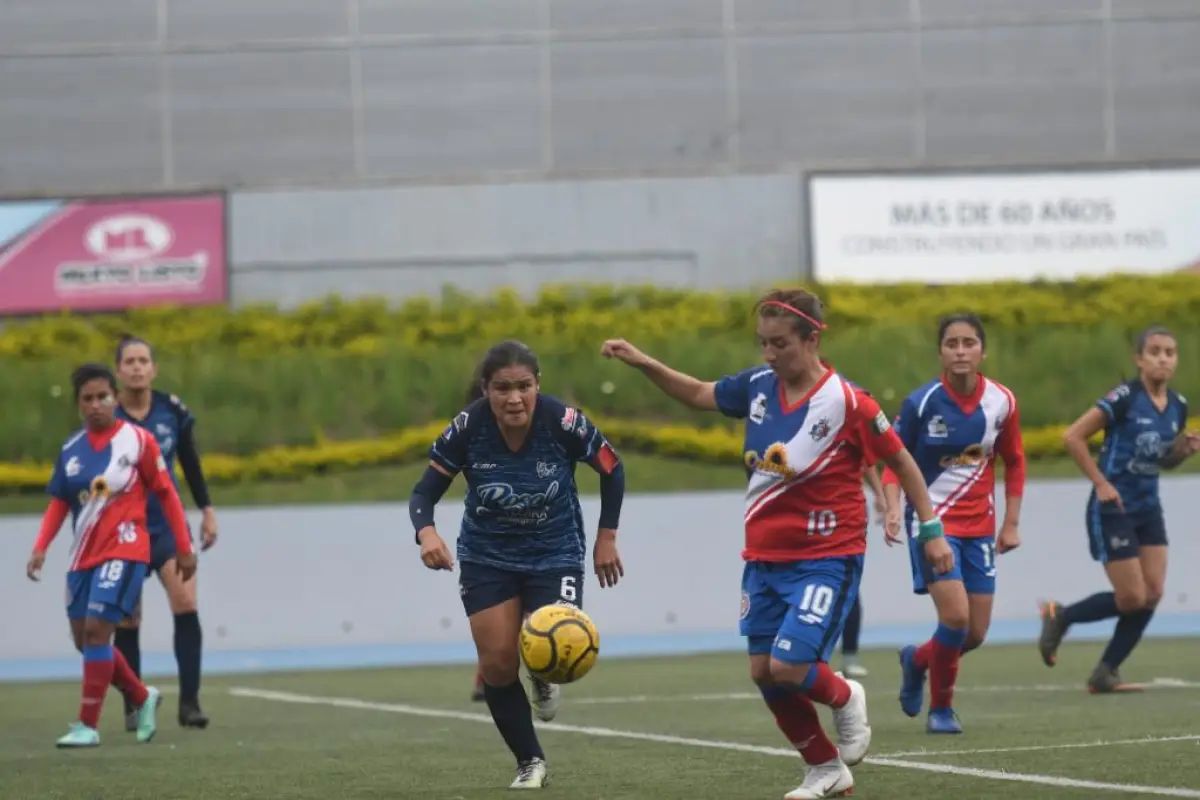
[758, 300, 826, 331]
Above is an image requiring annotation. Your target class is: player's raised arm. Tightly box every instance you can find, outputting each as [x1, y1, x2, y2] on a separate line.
[138, 432, 196, 580]
[600, 339, 720, 412]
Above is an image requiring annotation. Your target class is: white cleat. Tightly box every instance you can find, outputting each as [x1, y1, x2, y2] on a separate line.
[528, 674, 561, 722]
[841, 658, 869, 679]
[783, 758, 854, 799]
[509, 757, 549, 789]
[832, 678, 871, 767]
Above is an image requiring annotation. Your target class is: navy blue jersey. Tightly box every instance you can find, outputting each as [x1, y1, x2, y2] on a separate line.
[429, 395, 618, 573]
[1093, 380, 1188, 514]
[116, 390, 194, 538]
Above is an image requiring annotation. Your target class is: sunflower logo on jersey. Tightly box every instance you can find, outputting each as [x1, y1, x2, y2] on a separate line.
[939, 443, 985, 468]
[88, 475, 110, 501]
[744, 443, 796, 479]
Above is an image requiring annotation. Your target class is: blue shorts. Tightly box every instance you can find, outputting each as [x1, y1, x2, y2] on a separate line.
[909, 534, 996, 596]
[458, 561, 584, 617]
[66, 560, 148, 623]
[1086, 504, 1168, 563]
[740, 557, 863, 665]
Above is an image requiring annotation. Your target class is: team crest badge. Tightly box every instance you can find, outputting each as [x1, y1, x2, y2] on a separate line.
[808, 417, 831, 441]
[740, 591, 750, 620]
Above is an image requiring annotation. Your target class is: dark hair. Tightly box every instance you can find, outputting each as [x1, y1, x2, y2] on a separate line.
[1136, 325, 1174, 354]
[756, 288, 825, 339]
[71, 363, 117, 400]
[115, 333, 154, 365]
[465, 368, 486, 403]
[475, 340, 541, 390]
[938, 313, 987, 350]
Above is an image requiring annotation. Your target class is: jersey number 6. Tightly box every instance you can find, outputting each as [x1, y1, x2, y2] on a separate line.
[559, 575, 578, 604]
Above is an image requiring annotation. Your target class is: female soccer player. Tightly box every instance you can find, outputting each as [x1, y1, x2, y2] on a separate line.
[112, 335, 219, 730]
[410, 340, 626, 789]
[602, 288, 952, 800]
[25, 363, 197, 748]
[883, 313, 1026, 734]
[1039, 326, 1199, 692]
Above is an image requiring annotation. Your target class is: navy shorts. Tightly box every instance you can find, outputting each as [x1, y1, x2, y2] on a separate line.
[66, 559, 148, 623]
[458, 561, 584, 617]
[148, 525, 193, 574]
[1087, 504, 1168, 563]
[740, 556, 863, 665]
[909, 534, 997, 595]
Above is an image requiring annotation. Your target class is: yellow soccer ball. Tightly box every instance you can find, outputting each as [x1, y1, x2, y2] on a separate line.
[520, 604, 600, 685]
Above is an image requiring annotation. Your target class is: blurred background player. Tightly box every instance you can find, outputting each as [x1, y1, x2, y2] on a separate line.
[409, 340, 626, 789]
[601, 288, 953, 800]
[112, 335, 219, 730]
[1040, 326, 1200, 692]
[885, 313, 1026, 734]
[25, 363, 197, 748]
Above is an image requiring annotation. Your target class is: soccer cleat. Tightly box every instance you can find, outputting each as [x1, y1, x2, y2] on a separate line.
[56, 722, 100, 749]
[509, 757, 549, 789]
[897, 645, 926, 718]
[124, 711, 138, 732]
[783, 758, 854, 799]
[841, 656, 869, 679]
[831, 678, 871, 767]
[1037, 601, 1069, 667]
[135, 686, 162, 743]
[1087, 663, 1144, 695]
[528, 673, 561, 722]
[178, 701, 210, 729]
[927, 708, 963, 734]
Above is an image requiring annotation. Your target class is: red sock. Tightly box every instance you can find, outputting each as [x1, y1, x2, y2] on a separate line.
[761, 688, 838, 764]
[929, 639, 963, 710]
[804, 663, 851, 709]
[80, 658, 114, 729]
[913, 640, 934, 671]
[112, 648, 149, 708]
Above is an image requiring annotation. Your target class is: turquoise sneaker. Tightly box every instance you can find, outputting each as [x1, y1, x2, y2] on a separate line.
[135, 686, 162, 743]
[56, 722, 100, 748]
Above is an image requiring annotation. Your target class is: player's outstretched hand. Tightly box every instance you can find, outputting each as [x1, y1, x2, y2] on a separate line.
[600, 339, 650, 368]
[418, 527, 455, 571]
[923, 536, 955, 576]
[996, 519, 1021, 554]
[176, 552, 198, 582]
[1185, 431, 1200, 456]
[593, 529, 624, 588]
[26, 550, 45, 582]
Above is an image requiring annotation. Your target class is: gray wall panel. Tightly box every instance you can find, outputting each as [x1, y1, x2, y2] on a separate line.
[921, 23, 1107, 160]
[733, 0, 911, 27]
[165, 0, 349, 43]
[550, 40, 728, 169]
[1112, 0, 1200, 19]
[0, 56, 163, 191]
[0, 0, 158, 47]
[168, 51, 355, 183]
[549, 0, 723, 34]
[737, 31, 919, 162]
[357, 0, 541, 37]
[360, 45, 542, 176]
[918, 0, 1103, 24]
[1111, 19, 1200, 155]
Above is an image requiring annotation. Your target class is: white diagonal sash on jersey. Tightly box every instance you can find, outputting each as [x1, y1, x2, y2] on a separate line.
[69, 425, 143, 570]
[745, 376, 849, 523]
[924, 380, 1010, 519]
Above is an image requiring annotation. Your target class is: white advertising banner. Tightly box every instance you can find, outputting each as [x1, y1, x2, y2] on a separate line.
[807, 167, 1200, 283]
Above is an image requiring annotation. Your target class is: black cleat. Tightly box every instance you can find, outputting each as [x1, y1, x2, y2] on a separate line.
[1037, 600, 1068, 667]
[178, 702, 210, 729]
[1087, 663, 1144, 695]
[124, 710, 138, 732]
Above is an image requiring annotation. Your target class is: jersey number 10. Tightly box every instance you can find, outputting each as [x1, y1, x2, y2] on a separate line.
[806, 510, 837, 536]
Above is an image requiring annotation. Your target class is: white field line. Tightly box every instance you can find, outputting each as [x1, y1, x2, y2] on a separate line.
[882, 733, 1200, 758]
[566, 677, 1200, 705]
[229, 687, 1200, 798]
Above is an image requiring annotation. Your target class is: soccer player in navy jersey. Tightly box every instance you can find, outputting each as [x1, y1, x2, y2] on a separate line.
[602, 288, 951, 800]
[111, 335, 218, 730]
[883, 314, 1026, 734]
[26, 364, 196, 747]
[1040, 326, 1199, 693]
[409, 340, 626, 789]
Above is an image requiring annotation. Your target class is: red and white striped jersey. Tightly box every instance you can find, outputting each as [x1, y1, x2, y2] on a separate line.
[714, 365, 904, 561]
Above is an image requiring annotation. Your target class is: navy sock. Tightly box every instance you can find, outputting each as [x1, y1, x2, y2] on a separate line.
[1100, 609, 1154, 670]
[113, 627, 141, 714]
[1063, 592, 1119, 625]
[483, 680, 544, 763]
[174, 612, 203, 705]
[841, 598, 862, 656]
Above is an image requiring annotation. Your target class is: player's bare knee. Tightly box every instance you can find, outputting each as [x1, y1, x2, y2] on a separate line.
[81, 618, 111, 646]
[748, 656, 773, 687]
[1114, 586, 1146, 614]
[964, 631, 986, 652]
[1144, 586, 1164, 609]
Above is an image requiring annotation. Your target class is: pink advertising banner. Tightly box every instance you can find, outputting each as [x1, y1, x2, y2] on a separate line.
[0, 193, 228, 314]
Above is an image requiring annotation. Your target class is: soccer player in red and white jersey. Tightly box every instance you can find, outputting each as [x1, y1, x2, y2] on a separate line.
[882, 314, 1026, 734]
[25, 363, 197, 749]
[603, 288, 952, 800]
